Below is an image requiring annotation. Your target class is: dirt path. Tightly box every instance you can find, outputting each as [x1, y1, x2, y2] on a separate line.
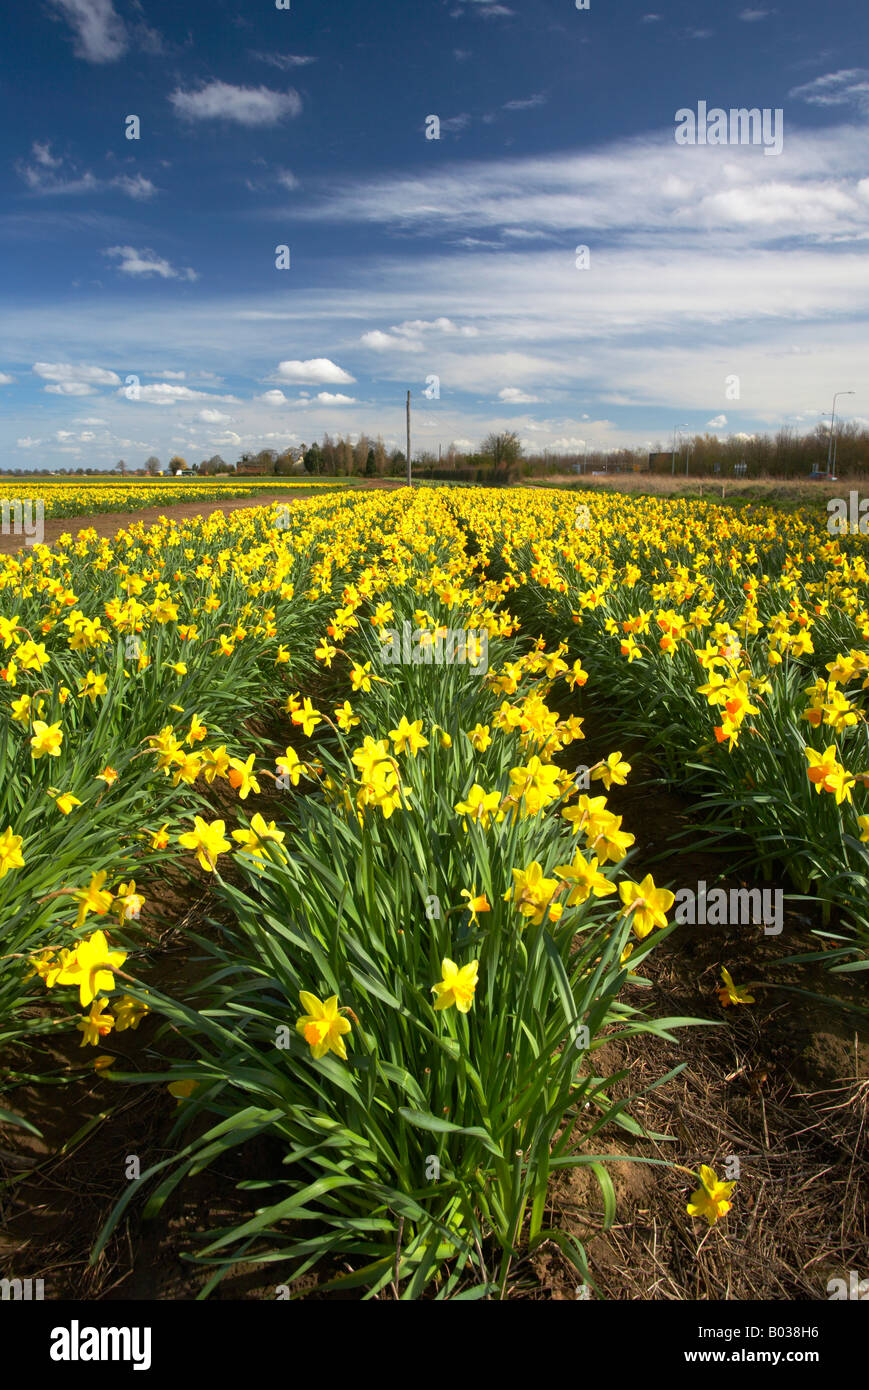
[0, 492, 329, 556]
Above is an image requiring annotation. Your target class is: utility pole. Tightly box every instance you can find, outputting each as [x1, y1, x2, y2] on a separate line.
[827, 390, 853, 477]
[406, 390, 411, 487]
[672, 423, 687, 476]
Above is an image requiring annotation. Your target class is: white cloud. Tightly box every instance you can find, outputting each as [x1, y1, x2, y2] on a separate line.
[196, 408, 230, 423]
[361, 318, 477, 352]
[111, 173, 157, 200]
[45, 382, 95, 396]
[292, 125, 869, 246]
[15, 143, 158, 199]
[739, 7, 770, 19]
[498, 387, 542, 404]
[503, 93, 547, 111]
[170, 81, 302, 126]
[249, 51, 317, 69]
[16, 152, 99, 196]
[129, 384, 241, 405]
[32, 142, 61, 168]
[104, 246, 197, 280]
[258, 389, 289, 405]
[276, 169, 299, 190]
[0, 373, 13, 385]
[361, 330, 413, 352]
[48, 0, 127, 63]
[312, 392, 357, 405]
[275, 358, 355, 384]
[17, 437, 43, 448]
[706, 414, 728, 429]
[440, 115, 471, 135]
[158, 371, 186, 380]
[34, 362, 120, 386]
[790, 70, 869, 114]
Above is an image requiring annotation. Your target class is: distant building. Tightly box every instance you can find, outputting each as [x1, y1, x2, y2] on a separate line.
[236, 459, 273, 475]
[648, 451, 673, 474]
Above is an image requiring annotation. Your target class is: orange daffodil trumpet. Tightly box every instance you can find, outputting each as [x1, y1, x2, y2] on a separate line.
[459, 887, 491, 925]
[804, 745, 856, 805]
[716, 967, 755, 1007]
[296, 991, 353, 1060]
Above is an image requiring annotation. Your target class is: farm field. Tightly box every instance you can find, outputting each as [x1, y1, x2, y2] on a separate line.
[1, 484, 866, 1301]
[0, 475, 361, 525]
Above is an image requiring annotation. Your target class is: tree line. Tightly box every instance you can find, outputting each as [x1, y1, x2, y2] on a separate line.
[5, 422, 869, 478]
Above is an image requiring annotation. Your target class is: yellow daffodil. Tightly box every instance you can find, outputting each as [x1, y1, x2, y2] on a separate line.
[618, 874, 675, 939]
[716, 967, 756, 1007]
[296, 991, 353, 1060]
[0, 826, 25, 879]
[431, 958, 479, 1013]
[57, 928, 127, 1007]
[77, 998, 116, 1048]
[459, 888, 491, 925]
[178, 816, 231, 872]
[687, 1165, 736, 1227]
[30, 720, 63, 758]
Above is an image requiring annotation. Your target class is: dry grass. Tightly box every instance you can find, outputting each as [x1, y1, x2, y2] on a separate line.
[531, 473, 853, 504]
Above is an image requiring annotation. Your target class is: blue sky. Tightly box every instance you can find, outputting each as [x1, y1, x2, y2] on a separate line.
[2, 0, 868, 469]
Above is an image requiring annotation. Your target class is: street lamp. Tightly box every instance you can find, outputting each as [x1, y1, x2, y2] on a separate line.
[826, 391, 854, 478]
[672, 423, 687, 476]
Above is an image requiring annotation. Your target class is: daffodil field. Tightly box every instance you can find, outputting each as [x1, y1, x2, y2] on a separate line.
[2, 485, 867, 1297]
[0, 475, 347, 524]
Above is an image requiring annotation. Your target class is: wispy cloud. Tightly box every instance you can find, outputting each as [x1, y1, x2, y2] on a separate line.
[249, 51, 317, 69]
[170, 81, 302, 126]
[129, 383, 240, 405]
[289, 126, 869, 246]
[15, 142, 157, 198]
[48, 0, 127, 63]
[110, 173, 157, 200]
[452, 1, 515, 17]
[503, 93, 547, 111]
[34, 361, 121, 396]
[790, 69, 869, 113]
[361, 317, 478, 352]
[103, 246, 197, 280]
